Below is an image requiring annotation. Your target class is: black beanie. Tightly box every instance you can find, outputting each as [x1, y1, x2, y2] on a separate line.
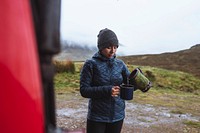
[97, 28, 119, 50]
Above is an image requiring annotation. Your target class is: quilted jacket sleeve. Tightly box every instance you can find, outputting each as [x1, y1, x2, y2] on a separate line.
[80, 60, 112, 99]
[121, 61, 130, 84]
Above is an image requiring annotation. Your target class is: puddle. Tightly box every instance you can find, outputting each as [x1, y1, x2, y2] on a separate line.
[57, 100, 88, 119]
[57, 108, 87, 119]
[125, 102, 200, 127]
[56, 99, 200, 127]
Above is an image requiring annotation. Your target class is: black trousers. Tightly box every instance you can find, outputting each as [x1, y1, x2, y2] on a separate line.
[87, 119, 123, 133]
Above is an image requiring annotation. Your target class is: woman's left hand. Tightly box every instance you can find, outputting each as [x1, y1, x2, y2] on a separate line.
[111, 86, 120, 97]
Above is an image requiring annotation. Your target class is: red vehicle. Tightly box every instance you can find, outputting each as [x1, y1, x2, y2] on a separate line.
[0, 0, 84, 133]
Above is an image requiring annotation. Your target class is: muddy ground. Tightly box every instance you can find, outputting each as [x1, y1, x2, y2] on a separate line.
[56, 93, 200, 133]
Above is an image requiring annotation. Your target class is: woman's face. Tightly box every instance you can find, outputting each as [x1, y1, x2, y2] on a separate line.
[101, 45, 118, 58]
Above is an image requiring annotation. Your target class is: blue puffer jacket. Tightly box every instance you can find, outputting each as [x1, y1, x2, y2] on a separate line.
[80, 52, 130, 123]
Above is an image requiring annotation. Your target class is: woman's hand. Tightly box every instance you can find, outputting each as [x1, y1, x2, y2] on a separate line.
[111, 86, 120, 97]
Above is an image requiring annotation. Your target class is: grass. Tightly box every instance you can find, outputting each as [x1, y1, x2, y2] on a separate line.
[54, 72, 80, 94]
[128, 65, 200, 93]
[183, 121, 200, 128]
[133, 88, 200, 116]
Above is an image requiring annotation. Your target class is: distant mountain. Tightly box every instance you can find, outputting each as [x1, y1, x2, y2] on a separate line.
[118, 44, 200, 78]
[53, 41, 97, 61]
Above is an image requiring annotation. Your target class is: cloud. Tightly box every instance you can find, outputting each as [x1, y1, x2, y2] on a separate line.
[61, 0, 200, 55]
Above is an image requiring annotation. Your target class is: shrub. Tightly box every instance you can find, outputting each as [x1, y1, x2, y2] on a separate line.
[53, 60, 75, 73]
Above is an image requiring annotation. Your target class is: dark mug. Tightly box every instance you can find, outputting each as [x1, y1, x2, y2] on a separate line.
[120, 84, 134, 100]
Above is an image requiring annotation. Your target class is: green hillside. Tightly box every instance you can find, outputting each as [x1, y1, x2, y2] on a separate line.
[54, 62, 200, 94]
[119, 44, 200, 78]
[127, 65, 200, 94]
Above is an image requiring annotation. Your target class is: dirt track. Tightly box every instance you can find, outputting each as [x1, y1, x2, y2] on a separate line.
[56, 93, 200, 133]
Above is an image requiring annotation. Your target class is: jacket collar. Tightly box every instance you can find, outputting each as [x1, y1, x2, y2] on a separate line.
[92, 52, 116, 62]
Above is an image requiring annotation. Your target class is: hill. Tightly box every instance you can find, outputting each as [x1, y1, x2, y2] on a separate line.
[54, 41, 97, 61]
[118, 44, 200, 78]
[54, 41, 200, 78]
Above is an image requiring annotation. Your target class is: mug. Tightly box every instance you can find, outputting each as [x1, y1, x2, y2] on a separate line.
[129, 68, 152, 92]
[120, 84, 134, 100]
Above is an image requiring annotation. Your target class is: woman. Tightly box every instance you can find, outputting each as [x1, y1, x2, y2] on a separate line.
[80, 28, 130, 133]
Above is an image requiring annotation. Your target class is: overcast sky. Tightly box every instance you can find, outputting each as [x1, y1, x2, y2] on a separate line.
[60, 0, 200, 55]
